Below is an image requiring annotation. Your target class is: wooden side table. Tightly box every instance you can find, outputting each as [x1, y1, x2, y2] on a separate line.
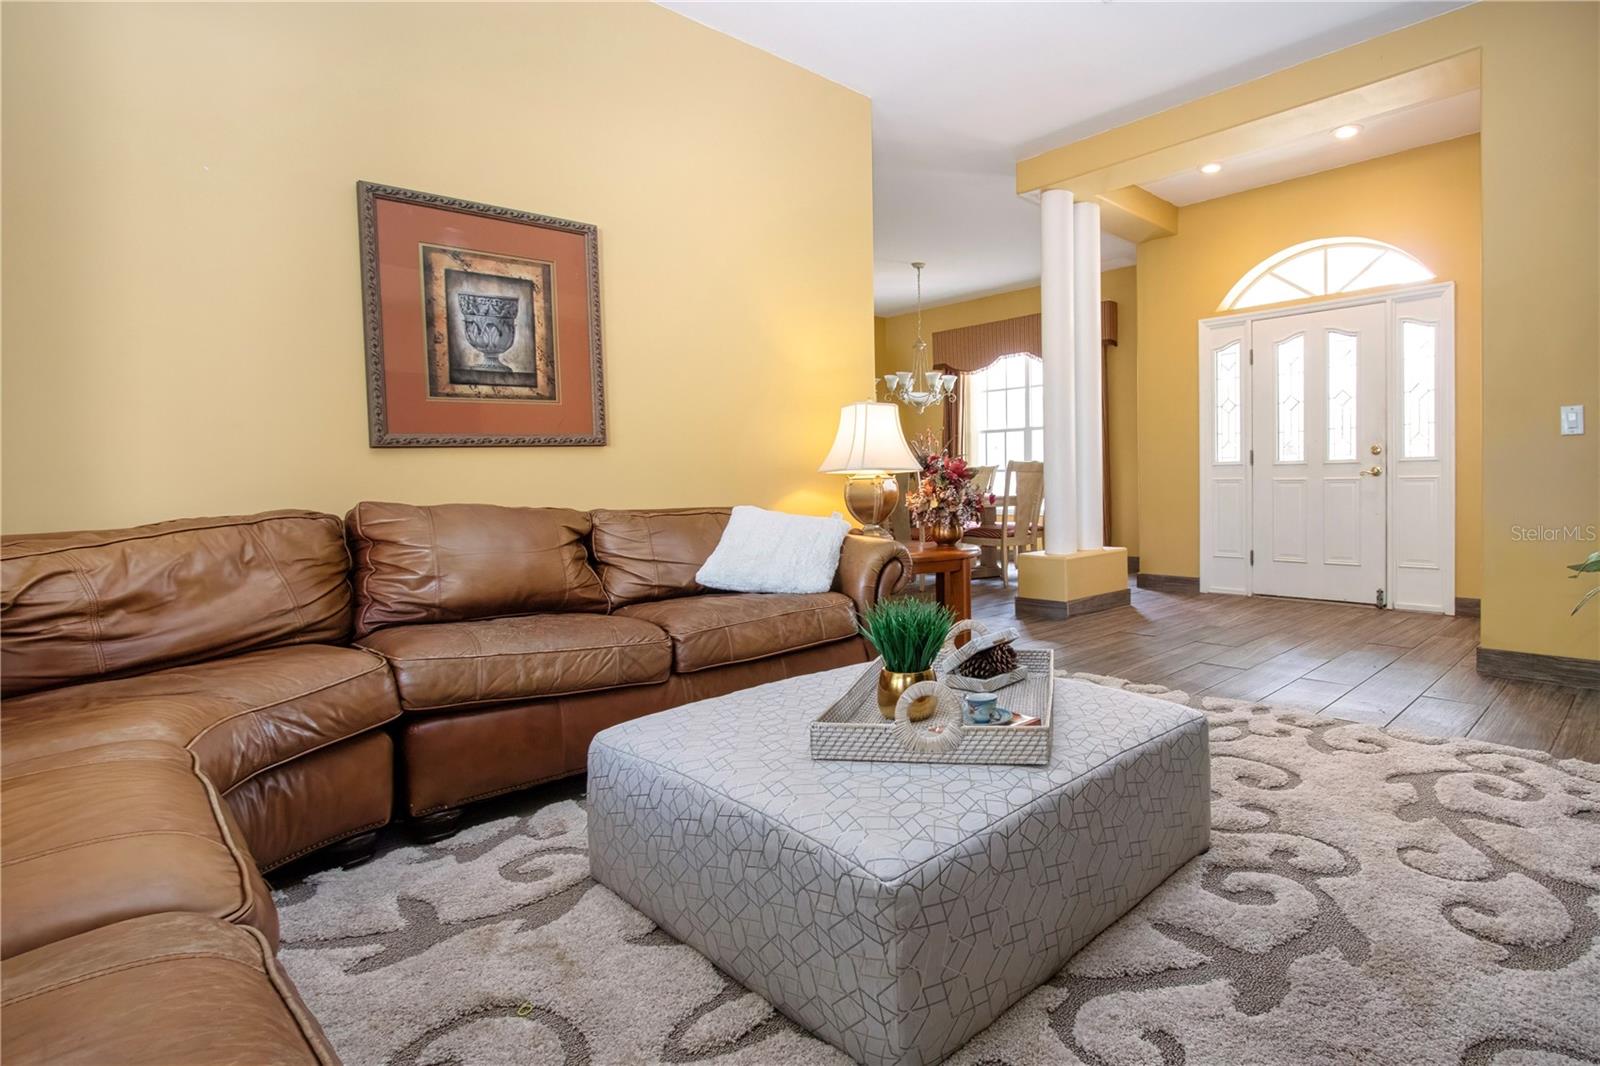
[905, 543, 980, 630]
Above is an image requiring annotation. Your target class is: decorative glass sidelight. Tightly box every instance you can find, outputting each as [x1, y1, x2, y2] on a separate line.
[1276, 334, 1305, 462]
[1214, 341, 1241, 463]
[1326, 331, 1358, 462]
[1402, 320, 1438, 458]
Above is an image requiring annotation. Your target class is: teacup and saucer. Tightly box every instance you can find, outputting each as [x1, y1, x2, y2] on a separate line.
[962, 692, 1013, 725]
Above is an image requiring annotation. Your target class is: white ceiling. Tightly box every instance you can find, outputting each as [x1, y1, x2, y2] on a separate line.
[660, 1, 1466, 315]
[1144, 90, 1480, 206]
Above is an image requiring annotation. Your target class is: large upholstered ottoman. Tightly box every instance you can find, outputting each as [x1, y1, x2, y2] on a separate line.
[587, 665, 1210, 1066]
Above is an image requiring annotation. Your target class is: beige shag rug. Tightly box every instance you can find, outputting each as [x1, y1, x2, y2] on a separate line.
[274, 674, 1600, 1066]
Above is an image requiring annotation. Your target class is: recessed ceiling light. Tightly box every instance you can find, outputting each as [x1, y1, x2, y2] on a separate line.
[1200, 162, 1222, 175]
[1333, 124, 1363, 140]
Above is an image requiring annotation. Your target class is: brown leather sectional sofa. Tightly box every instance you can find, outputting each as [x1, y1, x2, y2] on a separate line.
[0, 502, 909, 1065]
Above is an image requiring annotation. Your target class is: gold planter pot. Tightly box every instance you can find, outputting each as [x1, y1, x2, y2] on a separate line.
[927, 517, 964, 546]
[877, 667, 937, 721]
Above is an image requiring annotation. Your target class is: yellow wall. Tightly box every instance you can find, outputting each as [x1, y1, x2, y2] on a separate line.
[1136, 135, 1484, 598]
[1474, 4, 1600, 660]
[0, 3, 874, 533]
[873, 268, 1140, 553]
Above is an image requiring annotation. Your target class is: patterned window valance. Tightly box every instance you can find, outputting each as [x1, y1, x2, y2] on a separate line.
[931, 314, 1040, 373]
[931, 304, 1117, 374]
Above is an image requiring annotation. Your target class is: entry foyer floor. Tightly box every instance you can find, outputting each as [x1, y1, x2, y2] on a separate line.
[973, 579, 1599, 763]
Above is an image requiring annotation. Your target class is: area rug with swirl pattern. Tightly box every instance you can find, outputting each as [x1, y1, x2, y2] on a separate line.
[273, 672, 1600, 1066]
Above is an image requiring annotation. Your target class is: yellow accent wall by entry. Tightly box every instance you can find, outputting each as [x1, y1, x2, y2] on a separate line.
[874, 266, 1140, 555]
[1137, 135, 1483, 599]
[1, 3, 873, 532]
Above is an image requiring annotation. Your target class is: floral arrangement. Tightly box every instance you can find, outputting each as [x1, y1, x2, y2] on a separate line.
[905, 430, 990, 529]
[908, 428, 944, 467]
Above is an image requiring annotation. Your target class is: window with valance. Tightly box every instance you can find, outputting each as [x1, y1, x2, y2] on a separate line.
[929, 306, 1116, 468]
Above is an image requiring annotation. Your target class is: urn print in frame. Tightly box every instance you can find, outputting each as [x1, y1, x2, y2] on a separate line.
[357, 182, 606, 446]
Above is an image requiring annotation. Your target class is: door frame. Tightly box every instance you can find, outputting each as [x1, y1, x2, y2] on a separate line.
[1197, 281, 1456, 612]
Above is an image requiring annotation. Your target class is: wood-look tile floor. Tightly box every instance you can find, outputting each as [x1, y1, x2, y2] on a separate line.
[969, 578, 1600, 763]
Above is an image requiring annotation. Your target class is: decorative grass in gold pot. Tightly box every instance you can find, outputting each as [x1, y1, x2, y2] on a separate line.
[858, 598, 954, 721]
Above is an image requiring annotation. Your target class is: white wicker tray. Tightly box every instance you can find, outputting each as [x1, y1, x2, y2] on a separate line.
[810, 649, 1054, 766]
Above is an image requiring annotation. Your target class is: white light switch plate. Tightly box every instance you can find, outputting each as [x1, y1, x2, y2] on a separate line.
[1560, 404, 1585, 435]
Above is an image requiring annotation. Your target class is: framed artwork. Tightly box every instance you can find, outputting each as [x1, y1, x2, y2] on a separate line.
[357, 181, 606, 446]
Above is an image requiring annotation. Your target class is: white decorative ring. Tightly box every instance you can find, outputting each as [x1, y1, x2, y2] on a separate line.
[941, 617, 988, 656]
[893, 681, 965, 754]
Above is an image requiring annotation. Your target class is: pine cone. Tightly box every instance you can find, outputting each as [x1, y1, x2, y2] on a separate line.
[957, 639, 1019, 680]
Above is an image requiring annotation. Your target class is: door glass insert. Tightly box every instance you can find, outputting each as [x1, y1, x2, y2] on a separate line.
[1276, 334, 1305, 462]
[1401, 320, 1437, 458]
[1326, 330, 1358, 461]
[1214, 341, 1241, 463]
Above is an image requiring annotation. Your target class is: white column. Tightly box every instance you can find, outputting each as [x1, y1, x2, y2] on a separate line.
[1040, 189, 1078, 555]
[1072, 201, 1105, 549]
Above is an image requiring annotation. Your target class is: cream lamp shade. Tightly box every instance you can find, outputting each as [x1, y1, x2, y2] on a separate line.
[819, 402, 919, 538]
[818, 402, 920, 475]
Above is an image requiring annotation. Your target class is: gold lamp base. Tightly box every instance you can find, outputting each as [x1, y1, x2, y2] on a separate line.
[841, 474, 900, 538]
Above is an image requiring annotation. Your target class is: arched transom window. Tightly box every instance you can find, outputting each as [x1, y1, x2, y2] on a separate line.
[1221, 237, 1434, 311]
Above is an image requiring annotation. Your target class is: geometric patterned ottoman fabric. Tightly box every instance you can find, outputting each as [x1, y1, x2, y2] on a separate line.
[587, 665, 1211, 1066]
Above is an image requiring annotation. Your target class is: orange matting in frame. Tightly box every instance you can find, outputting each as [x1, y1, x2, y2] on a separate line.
[368, 191, 601, 443]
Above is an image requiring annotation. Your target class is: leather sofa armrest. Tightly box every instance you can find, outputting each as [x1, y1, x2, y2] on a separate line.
[833, 535, 913, 615]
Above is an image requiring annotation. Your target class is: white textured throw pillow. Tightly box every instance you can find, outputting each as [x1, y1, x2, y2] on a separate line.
[695, 506, 851, 595]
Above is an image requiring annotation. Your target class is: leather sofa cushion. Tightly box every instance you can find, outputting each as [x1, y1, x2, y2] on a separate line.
[616, 592, 858, 673]
[0, 742, 277, 960]
[399, 638, 869, 816]
[347, 501, 608, 637]
[0, 644, 400, 794]
[1, 913, 335, 1065]
[225, 731, 395, 873]
[1, 510, 353, 698]
[359, 613, 672, 712]
[589, 507, 731, 607]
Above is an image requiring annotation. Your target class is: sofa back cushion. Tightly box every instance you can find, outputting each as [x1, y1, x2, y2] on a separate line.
[346, 502, 607, 637]
[1, 510, 353, 698]
[588, 508, 731, 607]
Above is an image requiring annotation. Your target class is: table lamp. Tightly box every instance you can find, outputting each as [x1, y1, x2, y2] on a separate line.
[819, 401, 921, 538]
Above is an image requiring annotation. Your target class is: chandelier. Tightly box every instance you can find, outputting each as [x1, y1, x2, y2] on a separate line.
[883, 262, 955, 413]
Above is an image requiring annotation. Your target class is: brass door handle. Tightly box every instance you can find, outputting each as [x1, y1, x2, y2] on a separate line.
[1362, 466, 1383, 477]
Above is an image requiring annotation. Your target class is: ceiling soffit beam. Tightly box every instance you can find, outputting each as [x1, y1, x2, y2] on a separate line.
[1019, 49, 1480, 199]
[1016, 184, 1177, 243]
[1094, 186, 1178, 243]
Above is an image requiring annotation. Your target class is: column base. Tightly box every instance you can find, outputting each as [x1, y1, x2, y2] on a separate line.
[1015, 548, 1130, 619]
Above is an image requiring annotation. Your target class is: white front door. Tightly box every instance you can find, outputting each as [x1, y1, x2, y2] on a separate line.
[1199, 284, 1455, 612]
[1250, 303, 1387, 605]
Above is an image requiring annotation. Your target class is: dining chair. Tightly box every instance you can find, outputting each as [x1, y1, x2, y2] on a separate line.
[965, 461, 1044, 587]
[968, 464, 999, 576]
